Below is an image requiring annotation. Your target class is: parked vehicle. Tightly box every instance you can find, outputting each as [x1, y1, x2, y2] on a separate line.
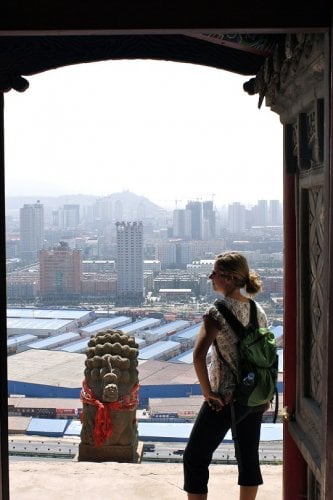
[173, 449, 184, 455]
[143, 443, 155, 452]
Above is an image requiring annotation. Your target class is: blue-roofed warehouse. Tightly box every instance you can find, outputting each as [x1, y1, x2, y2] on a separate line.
[61, 335, 146, 353]
[7, 317, 76, 338]
[26, 418, 69, 437]
[271, 325, 283, 341]
[120, 318, 161, 337]
[137, 422, 283, 443]
[20, 418, 283, 442]
[169, 349, 195, 364]
[64, 419, 82, 437]
[26, 332, 81, 350]
[79, 316, 132, 336]
[7, 307, 95, 324]
[169, 324, 200, 349]
[60, 338, 90, 353]
[138, 340, 181, 361]
[7, 334, 38, 354]
[169, 345, 211, 364]
[145, 320, 191, 343]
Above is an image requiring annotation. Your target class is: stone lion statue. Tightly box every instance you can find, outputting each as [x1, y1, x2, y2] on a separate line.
[78, 329, 140, 462]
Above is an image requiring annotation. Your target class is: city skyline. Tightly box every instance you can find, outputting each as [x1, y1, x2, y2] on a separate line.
[6, 189, 282, 214]
[4, 59, 283, 207]
[7, 193, 282, 234]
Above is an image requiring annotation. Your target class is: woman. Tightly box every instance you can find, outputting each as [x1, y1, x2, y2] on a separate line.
[183, 251, 268, 500]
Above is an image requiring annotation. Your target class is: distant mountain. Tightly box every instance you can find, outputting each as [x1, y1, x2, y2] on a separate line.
[5, 194, 97, 210]
[106, 190, 164, 212]
[97, 191, 168, 219]
[5, 191, 169, 218]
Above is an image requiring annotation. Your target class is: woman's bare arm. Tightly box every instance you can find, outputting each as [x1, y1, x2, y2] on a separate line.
[193, 315, 224, 409]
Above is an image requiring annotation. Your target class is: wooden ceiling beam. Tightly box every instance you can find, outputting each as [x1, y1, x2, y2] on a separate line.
[0, 1, 330, 34]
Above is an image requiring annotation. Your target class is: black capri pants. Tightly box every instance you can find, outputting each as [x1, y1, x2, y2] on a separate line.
[183, 401, 265, 494]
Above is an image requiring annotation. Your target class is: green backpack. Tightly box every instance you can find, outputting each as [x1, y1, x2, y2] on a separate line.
[214, 299, 278, 408]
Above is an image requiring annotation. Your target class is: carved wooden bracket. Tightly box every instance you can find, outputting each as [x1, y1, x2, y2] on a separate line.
[284, 99, 324, 174]
[244, 34, 325, 122]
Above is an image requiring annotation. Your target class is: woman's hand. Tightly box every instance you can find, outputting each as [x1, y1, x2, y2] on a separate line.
[264, 401, 271, 412]
[204, 391, 224, 411]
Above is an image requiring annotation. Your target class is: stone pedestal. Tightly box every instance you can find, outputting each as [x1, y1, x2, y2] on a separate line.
[78, 441, 143, 463]
[78, 407, 141, 462]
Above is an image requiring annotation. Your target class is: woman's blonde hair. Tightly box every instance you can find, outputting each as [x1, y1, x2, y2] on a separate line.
[215, 251, 262, 295]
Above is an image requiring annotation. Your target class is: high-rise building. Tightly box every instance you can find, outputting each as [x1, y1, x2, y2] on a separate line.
[155, 241, 177, 268]
[173, 209, 191, 239]
[228, 202, 246, 233]
[255, 199, 269, 226]
[116, 221, 144, 306]
[39, 241, 82, 303]
[19, 201, 45, 262]
[62, 204, 80, 229]
[202, 200, 216, 239]
[94, 197, 113, 223]
[269, 200, 283, 226]
[52, 204, 80, 229]
[186, 201, 202, 240]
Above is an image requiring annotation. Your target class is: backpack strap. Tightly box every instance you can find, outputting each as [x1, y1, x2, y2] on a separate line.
[249, 299, 259, 329]
[215, 299, 259, 340]
[272, 387, 279, 424]
[214, 299, 259, 383]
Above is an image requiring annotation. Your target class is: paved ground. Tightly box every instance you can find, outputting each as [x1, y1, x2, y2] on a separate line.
[9, 461, 282, 499]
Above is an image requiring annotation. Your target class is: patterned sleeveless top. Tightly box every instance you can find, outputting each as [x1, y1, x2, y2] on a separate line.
[204, 296, 268, 399]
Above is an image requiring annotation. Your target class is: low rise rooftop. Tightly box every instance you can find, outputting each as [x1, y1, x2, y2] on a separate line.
[8, 352, 198, 388]
[8, 350, 85, 388]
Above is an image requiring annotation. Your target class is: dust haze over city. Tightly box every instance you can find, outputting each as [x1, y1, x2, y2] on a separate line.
[4, 59, 282, 207]
[6, 60, 284, 455]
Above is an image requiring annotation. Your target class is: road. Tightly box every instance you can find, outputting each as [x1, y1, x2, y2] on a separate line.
[9, 437, 78, 458]
[143, 441, 282, 463]
[8, 437, 282, 463]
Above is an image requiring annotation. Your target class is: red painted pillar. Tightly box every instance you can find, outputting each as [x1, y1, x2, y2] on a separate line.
[0, 92, 9, 500]
[283, 164, 307, 499]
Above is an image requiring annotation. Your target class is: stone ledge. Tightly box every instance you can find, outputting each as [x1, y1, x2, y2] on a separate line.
[10, 461, 282, 499]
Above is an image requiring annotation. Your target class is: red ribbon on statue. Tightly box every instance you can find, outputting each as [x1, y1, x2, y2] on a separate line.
[80, 379, 139, 447]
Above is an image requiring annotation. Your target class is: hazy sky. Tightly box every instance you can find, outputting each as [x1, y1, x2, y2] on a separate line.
[4, 59, 283, 209]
